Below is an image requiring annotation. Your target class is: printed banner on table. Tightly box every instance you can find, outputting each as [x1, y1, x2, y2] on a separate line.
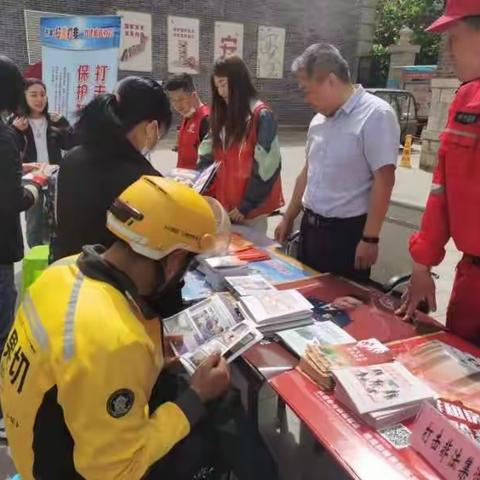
[167, 16, 200, 74]
[257, 25, 286, 79]
[214, 21, 243, 61]
[118, 11, 152, 72]
[41, 16, 121, 123]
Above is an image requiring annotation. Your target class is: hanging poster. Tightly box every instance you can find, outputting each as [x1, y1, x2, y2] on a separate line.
[41, 15, 121, 123]
[214, 21, 244, 61]
[257, 26, 286, 79]
[168, 16, 200, 74]
[118, 10, 152, 72]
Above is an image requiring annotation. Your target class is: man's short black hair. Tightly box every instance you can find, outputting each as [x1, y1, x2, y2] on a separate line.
[463, 15, 480, 31]
[165, 74, 195, 93]
[0, 55, 24, 112]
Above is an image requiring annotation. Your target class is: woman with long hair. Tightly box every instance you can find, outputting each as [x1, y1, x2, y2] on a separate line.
[11, 78, 74, 247]
[198, 56, 283, 233]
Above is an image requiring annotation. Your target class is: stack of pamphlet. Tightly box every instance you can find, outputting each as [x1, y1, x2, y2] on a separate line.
[277, 320, 355, 358]
[332, 361, 437, 429]
[238, 289, 314, 334]
[165, 161, 220, 193]
[163, 293, 262, 374]
[197, 256, 250, 290]
[297, 338, 393, 391]
[225, 274, 276, 297]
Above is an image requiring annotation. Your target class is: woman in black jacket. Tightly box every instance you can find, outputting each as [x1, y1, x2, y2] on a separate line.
[51, 77, 184, 315]
[11, 78, 74, 247]
[52, 76, 171, 261]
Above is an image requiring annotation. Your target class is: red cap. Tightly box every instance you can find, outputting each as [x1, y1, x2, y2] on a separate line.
[426, 0, 480, 33]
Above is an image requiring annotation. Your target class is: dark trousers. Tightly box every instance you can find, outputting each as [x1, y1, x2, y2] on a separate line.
[145, 372, 279, 480]
[26, 191, 49, 248]
[298, 210, 370, 283]
[0, 264, 16, 353]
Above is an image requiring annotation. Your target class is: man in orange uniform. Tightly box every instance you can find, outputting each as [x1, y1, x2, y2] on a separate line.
[399, 0, 480, 346]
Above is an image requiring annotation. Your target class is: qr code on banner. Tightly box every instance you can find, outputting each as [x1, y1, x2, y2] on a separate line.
[378, 424, 412, 449]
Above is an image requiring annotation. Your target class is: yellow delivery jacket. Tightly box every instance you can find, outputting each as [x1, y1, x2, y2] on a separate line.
[0, 248, 203, 480]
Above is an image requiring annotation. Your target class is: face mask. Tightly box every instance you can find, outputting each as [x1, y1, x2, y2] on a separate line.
[141, 122, 160, 158]
[143, 253, 196, 305]
[141, 147, 151, 160]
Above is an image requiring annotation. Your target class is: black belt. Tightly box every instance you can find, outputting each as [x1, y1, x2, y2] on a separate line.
[465, 254, 480, 266]
[303, 208, 366, 228]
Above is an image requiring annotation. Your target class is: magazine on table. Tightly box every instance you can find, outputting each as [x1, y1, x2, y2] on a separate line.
[166, 161, 220, 193]
[225, 274, 277, 297]
[277, 320, 355, 357]
[163, 293, 262, 374]
[239, 289, 314, 325]
[332, 361, 437, 416]
[398, 340, 480, 407]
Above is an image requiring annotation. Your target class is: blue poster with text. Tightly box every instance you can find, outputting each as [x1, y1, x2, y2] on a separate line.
[41, 16, 121, 122]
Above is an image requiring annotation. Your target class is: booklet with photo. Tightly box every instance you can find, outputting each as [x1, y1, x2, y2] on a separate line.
[166, 162, 220, 193]
[277, 321, 355, 357]
[163, 293, 262, 374]
[225, 274, 276, 297]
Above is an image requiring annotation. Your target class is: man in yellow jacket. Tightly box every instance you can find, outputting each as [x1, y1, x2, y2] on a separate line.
[0, 176, 278, 480]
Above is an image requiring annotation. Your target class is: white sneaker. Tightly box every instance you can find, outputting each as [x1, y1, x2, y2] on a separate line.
[0, 418, 7, 440]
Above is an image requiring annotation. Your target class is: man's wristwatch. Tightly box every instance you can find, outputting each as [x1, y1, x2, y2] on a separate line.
[362, 235, 380, 244]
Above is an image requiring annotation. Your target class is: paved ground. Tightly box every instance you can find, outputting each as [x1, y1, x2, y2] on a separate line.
[3, 131, 459, 479]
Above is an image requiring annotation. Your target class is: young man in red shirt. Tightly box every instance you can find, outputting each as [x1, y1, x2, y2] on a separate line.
[399, 0, 480, 346]
[166, 74, 210, 170]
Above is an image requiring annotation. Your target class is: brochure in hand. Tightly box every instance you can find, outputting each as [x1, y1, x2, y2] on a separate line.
[163, 293, 262, 374]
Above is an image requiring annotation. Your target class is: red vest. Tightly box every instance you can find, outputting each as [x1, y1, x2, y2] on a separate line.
[212, 102, 284, 219]
[177, 104, 210, 170]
